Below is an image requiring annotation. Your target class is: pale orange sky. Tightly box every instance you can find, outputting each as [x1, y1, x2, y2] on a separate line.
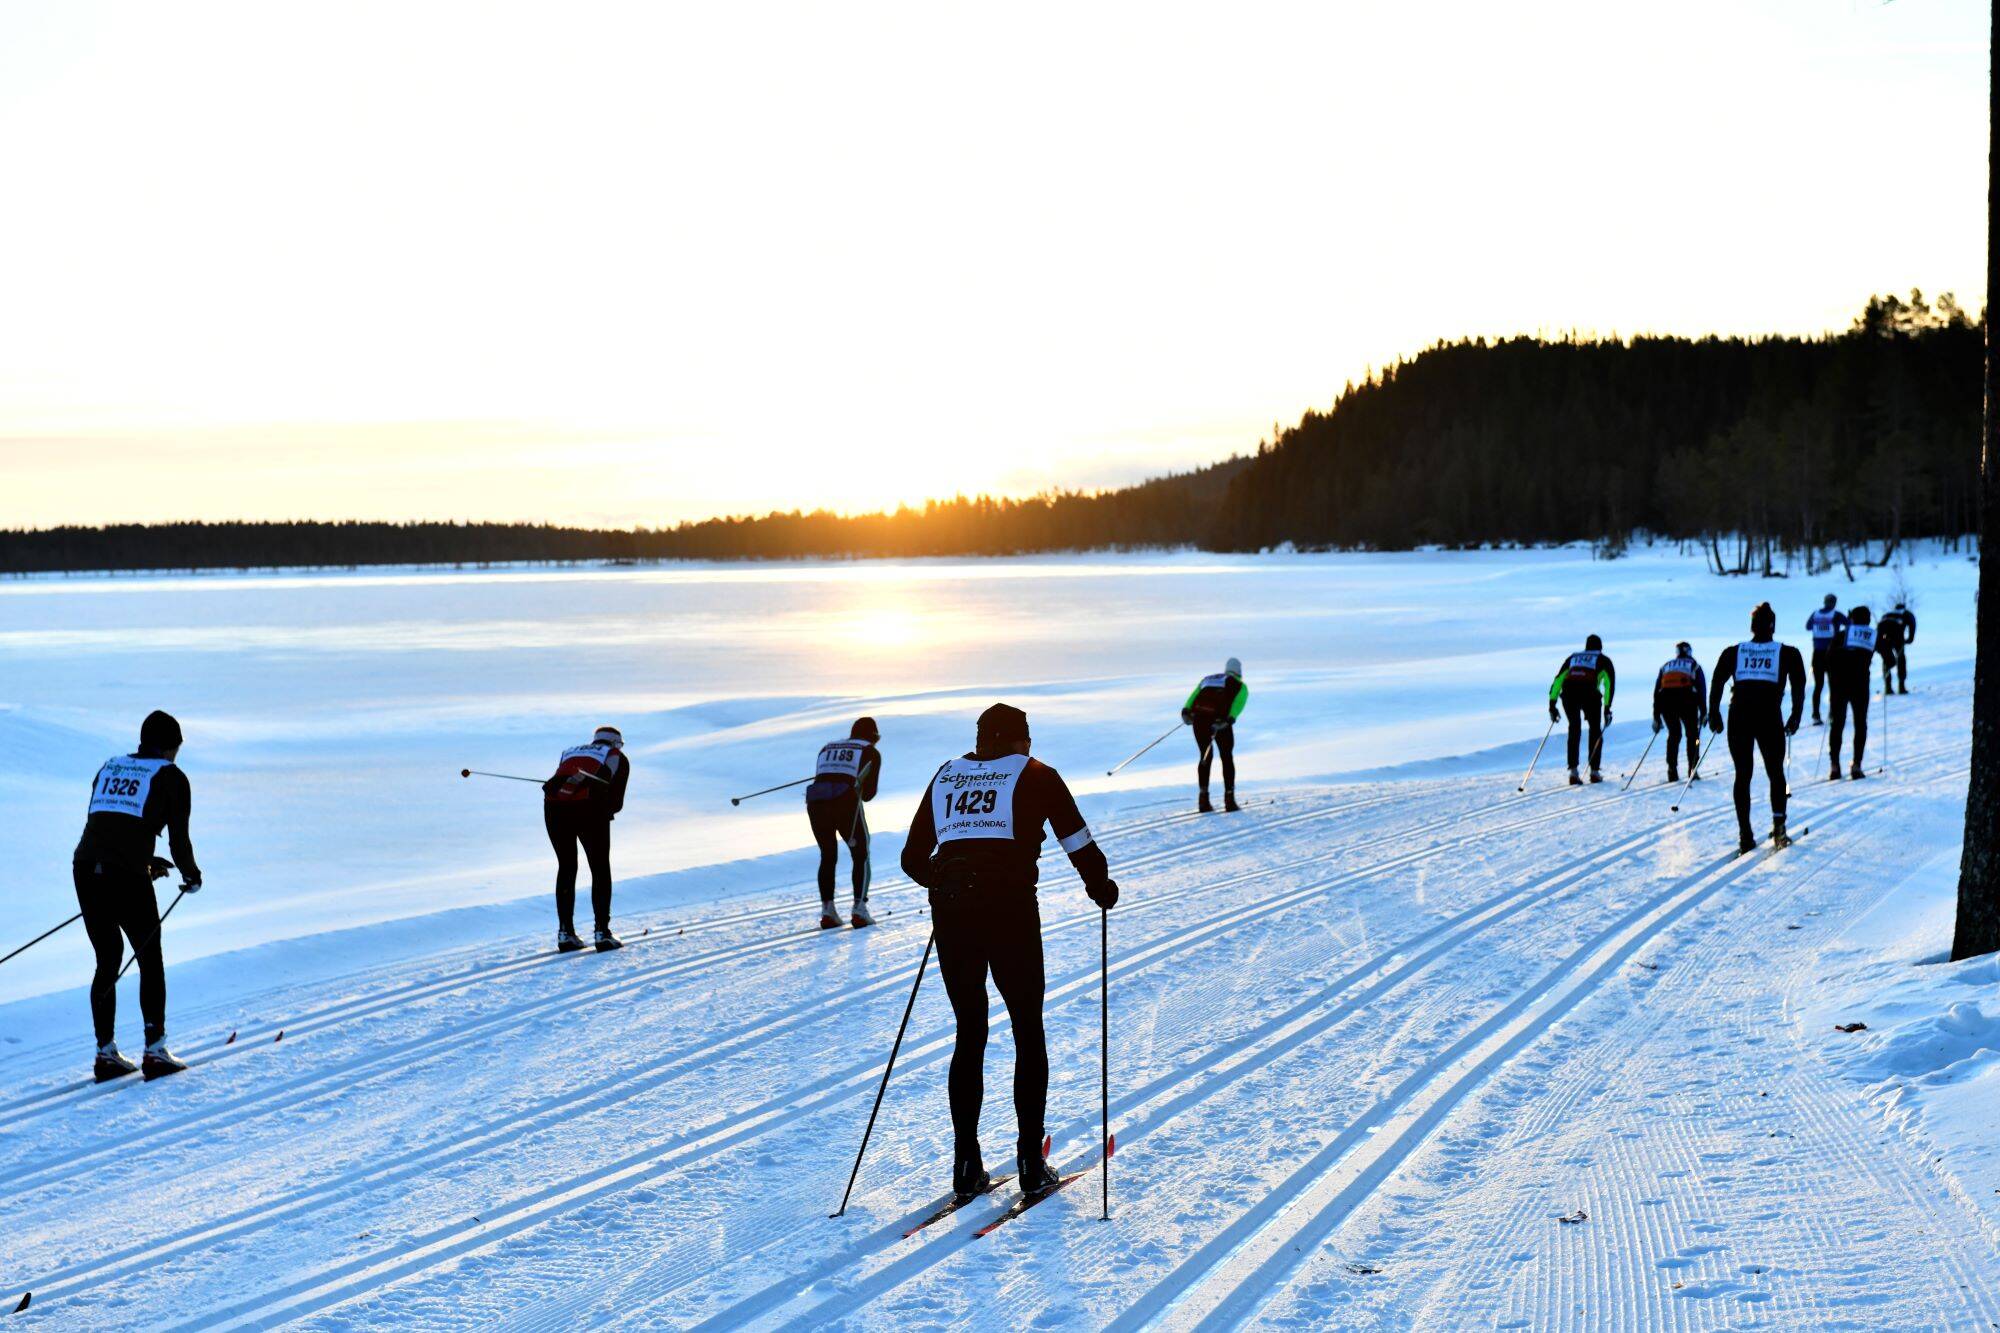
[0, 0, 1987, 529]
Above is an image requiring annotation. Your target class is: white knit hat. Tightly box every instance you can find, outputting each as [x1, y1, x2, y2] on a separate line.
[593, 726, 624, 747]
[1225, 657, 1242, 678]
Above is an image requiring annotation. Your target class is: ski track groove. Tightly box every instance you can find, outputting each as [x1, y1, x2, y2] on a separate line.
[132, 775, 1655, 1329]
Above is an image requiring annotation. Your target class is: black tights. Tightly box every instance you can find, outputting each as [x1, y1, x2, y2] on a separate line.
[1195, 720, 1235, 794]
[545, 807, 613, 932]
[74, 861, 164, 1047]
[1728, 713, 1788, 835]
[1830, 681, 1869, 769]
[934, 889, 1047, 1159]
[807, 794, 870, 901]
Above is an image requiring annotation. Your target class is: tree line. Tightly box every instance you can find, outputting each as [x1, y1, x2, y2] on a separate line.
[0, 293, 1977, 576]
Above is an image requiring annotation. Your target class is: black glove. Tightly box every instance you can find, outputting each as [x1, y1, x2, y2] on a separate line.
[1651, 718, 1662, 735]
[1710, 714, 1725, 735]
[1605, 706, 1614, 726]
[1785, 716, 1800, 737]
[1086, 878, 1119, 910]
[1213, 717, 1232, 733]
[1180, 707, 1194, 726]
[1549, 701, 1560, 724]
[181, 876, 202, 894]
[147, 856, 174, 882]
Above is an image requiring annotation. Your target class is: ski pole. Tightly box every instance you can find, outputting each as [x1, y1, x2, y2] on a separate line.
[1670, 732, 1713, 812]
[461, 768, 606, 786]
[849, 759, 876, 900]
[830, 930, 934, 1218]
[1880, 672, 1890, 776]
[119, 888, 188, 980]
[730, 776, 812, 806]
[0, 912, 82, 970]
[1517, 716, 1557, 793]
[1101, 906, 1112, 1222]
[1621, 730, 1659, 792]
[1106, 723, 1183, 777]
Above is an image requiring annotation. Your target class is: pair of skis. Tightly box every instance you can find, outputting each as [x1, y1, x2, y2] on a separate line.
[900, 1165, 1094, 1240]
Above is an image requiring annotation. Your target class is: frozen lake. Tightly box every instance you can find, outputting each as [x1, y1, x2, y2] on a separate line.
[0, 545, 1977, 1005]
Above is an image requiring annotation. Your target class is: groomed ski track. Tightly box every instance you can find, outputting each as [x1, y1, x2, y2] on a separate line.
[0, 686, 1991, 1329]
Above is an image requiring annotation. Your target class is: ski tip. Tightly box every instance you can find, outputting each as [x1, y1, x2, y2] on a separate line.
[1042, 1134, 1052, 1158]
[224, 1030, 237, 1045]
[13, 1291, 28, 1313]
[273, 1029, 284, 1043]
[1106, 1133, 1116, 1158]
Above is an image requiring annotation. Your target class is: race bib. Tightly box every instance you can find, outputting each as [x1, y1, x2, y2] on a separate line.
[1566, 651, 1601, 680]
[931, 754, 1027, 843]
[1658, 657, 1698, 691]
[550, 742, 615, 801]
[816, 740, 874, 779]
[1735, 641, 1782, 684]
[88, 755, 167, 818]
[1807, 610, 1840, 639]
[1844, 623, 1878, 653]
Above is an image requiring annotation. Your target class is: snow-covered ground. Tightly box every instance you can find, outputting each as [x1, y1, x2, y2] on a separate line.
[0, 545, 1992, 1328]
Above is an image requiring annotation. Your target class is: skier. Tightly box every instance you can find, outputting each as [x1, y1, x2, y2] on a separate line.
[1547, 636, 1615, 784]
[1803, 593, 1847, 725]
[1651, 641, 1707, 784]
[805, 717, 881, 929]
[1878, 602, 1916, 694]
[542, 726, 630, 952]
[1707, 603, 1806, 853]
[72, 710, 202, 1082]
[1826, 606, 1876, 781]
[1182, 658, 1248, 812]
[900, 703, 1120, 1201]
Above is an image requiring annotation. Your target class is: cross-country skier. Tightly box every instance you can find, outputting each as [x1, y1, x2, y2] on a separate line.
[900, 703, 1120, 1201]
[1651, 642, 1707, 783]
[542, 726, 630, 952]
[1826, 606, 1877, 781]
[1182, 658, 1248, 812]
[73, 710, 202, 1082]
[1707, 603, 1805, 853]
[1804, 593, 1847, 725]
[1878, 602, 1916, 694]
[806, 717, 881, 929]
[1548, 636, 1615, 784]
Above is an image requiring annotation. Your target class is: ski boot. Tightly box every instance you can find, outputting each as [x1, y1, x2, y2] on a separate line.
[953, 1142, 990, 1202]
[1737, 827, 1757, 856]
[850, 896, 876, 929]
[1223, 790, 1241, 813]
[1829, 762, 1843, 782]
[1197, 791, 1215, 814]
[818, 899, 842, 929]
[1588, 768, 1604, 784]
[1812, 712, 1823, 727]
[1898, 685, 1909, 695]
[1567, 768, 1582, 787]
[1850, 763, 1867, 781]
[557, 926, 586, 953]
[1017, 1140, 1061, 1197]
[593, 926, 624, 953]
[141, 1035, 187, 1082]
[1772, 815, 1791, 849]
[93, 1043, 138, 1084]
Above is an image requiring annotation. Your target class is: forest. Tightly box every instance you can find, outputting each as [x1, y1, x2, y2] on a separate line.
[0, 293, 1978, 576]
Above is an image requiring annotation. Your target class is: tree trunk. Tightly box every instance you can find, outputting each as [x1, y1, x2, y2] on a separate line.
[1953, 0, 2000, 961]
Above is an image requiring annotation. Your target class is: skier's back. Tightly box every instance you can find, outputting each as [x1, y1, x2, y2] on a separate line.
[1651, 642, 1707, 783]
[1827, 607, 1876, 780]
[542, 726, 630, 952]
[805, 717, 881, 928]
[1708, 604, 1805, 852]
[1804, 594, 1846, 725]
[1182, 659, 1248, 812]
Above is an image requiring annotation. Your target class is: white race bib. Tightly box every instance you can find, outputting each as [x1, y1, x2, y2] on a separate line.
[1735, 641, 1782, 684]
[816, 740, 874, 779]
[1807, 610, 1841, 639]
[1196, 672, 1232, 693]
[1844, 623, 1878, 653]
[89, 755, 167, 818]
[931, 754, 1027, 844]
[1658, 657, 1699, 690]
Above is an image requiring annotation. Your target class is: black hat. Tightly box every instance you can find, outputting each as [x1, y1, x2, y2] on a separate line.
[1676, 641, 1692, 656]
[1751, 602, 1777, 635]
[140, 710, 183, 752]
[1851, 605, 1872, 624]
[851, 716, 880, 742]
[1585, 634, 1603, 651]
[976, 703, 1030, 756]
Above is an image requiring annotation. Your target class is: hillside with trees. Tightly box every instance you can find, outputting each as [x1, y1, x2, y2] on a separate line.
[0, 293, 1978, 575]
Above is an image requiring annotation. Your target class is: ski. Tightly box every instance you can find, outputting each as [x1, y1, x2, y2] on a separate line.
[972, 1172, 1088, 1238]
[1737, 825, 1810, 857]
[901, 1174, 1015, 1239]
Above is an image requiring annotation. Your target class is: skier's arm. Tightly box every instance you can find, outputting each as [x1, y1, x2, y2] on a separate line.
[1783, 646, 1806, 730]
[1905, 612, 1917, 642]
[1032, 762, 1114, 904]
[1695, 665, 1709, 724]
[859, 751, 880, 802]
[160, 767, 201, 886]
[899, 778, 941, 889]
[1227, 680, 1249, 721]
[1601, 658, 1616, 711]
[1651, 668, 1665, 727]
[605, 753, 629, 818]
[1708, 647, 1734, 729]
[1548, 662, 1567, 703]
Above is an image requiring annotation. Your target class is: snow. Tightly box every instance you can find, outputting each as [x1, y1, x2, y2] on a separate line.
[0, 543, 1991, 1327]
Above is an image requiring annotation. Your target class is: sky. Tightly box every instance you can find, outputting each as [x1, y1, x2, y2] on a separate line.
[0, 0, 1988, 530]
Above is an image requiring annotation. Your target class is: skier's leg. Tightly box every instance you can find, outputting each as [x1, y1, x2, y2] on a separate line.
[1852, 691, 1869, 768]
[808, 801, 840, 902]
[848, 800, 871, 900]
[933, 906, 992, 1151]
[987, 894, 1048, 1156]
[1216, 727, 1236, 795]
[1758, 720, 1787, 820]
[1828, 686, 1846, 770]
[1728, 719, 1755, 839]
[108, 870, 167, 1040]
[1584, 695, 1604, 777]
[1811, 648, 1827, 721]
[74, 862, 124, 1048]
[1194, 720, 1215, 794]
[580, 818, 613, 931]
[545, 805, 579, 932]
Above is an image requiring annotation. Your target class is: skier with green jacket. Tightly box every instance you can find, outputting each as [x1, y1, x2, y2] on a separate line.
[1183, 658, 1249, 812]
[1548, 636, 1615, 784]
